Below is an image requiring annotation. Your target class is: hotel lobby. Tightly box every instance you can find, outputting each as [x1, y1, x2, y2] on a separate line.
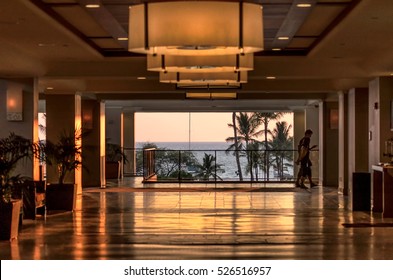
[1, 0, 393, 260]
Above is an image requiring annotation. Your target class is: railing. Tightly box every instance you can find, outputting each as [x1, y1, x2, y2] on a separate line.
[140, 148, 319, 183]
[143, 148, 156, 180]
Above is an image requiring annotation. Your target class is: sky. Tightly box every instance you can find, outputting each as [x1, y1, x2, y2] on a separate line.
[135, 112, 293, 143]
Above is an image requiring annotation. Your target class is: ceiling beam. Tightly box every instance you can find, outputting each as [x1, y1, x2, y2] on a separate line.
[78, 0, 128, 49]
[272, 0, 317, 49]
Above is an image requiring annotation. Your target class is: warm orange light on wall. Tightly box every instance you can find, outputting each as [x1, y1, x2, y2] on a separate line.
[6, 84, 23, 121]
[82, 106, 94, 130]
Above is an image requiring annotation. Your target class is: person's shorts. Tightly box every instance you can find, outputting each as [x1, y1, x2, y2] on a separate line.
[300, 164, 311, 177]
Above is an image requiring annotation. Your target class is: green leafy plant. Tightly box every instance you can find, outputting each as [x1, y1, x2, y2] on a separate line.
[106, 142, 128, 163]
[44, 129, 83, 185]
[194, 153, 224, 181]
[0, 133, 33, 202]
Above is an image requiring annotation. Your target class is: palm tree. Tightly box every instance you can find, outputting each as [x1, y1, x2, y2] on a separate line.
[255, 112, 285, 180]
[226, 112, 262, 180]
[270, 121, 294, 180]
[194, 153, 224, 181]
[228, 112, 243, 180]
[247, 141, 264, 181]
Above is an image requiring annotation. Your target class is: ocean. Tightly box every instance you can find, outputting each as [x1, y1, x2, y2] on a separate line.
[136, 141, 230, 150]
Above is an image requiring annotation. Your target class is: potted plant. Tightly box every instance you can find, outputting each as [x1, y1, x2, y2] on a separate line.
[44, 129, 83, 212]
[0, 133, 32, 240]
[105, 142, 127, 179]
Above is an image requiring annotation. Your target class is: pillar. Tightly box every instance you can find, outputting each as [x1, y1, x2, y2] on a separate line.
[293, 110, 305, 181]
[321, 100, 339, 187]
[82, 100, 106, 188]
[105, 107, 122, 145]
[105, 107, 123, 178]
[46, 94, 82, 194]
[369, 77, 393, 167]
[318, 101, 324, 186]
[338, 91, 349, 194]
[123, 111, 136, 176]
[305, 106, 320, 183]
[347, 88, 369, 208]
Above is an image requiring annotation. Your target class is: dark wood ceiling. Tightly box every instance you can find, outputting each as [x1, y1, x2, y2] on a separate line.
[31, 0, 360, 57]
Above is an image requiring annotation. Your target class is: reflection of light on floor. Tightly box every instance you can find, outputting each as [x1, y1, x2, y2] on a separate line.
[98, 192, 107, 259]
[6, 177, 393, 260]
[132, 191, 300, 235]
[74, 190, 85, 259]
[10, 241, 20, 260]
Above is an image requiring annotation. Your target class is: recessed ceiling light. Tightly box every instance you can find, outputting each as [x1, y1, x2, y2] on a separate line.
[272, 48, 281, 51]
[117, 37, 128, 41]
[38, 43, 56, 47]
[278, 36, 289, 40]
[137, 77, 146, 80]
[297, 4, 312, 8]
[85, 4, 100, 8]
[46, 87, 54, 90]
[266, 76, 276, 80]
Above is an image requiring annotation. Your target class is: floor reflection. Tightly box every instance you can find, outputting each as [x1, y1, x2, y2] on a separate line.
[1, 178, 393, 259]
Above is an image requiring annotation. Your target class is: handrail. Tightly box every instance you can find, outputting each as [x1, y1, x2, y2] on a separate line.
[138, 147, 319, 184]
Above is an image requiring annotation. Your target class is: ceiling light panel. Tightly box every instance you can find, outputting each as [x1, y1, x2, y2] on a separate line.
[147, 54, 254, 73]
[129, 1, 264, 56]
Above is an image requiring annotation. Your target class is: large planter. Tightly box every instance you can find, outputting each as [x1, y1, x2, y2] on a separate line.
[105, 161, 120, 179]
[46, 183, 76, 212]
[0, 200, 22, 240]
[22, 180, 46, 219]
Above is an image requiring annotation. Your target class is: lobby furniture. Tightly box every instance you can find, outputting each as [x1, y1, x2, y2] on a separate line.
[372, 165, 393, 217]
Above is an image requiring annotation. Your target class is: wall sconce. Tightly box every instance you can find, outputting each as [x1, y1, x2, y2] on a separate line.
[329, 108, 338, 129]
[6, 84, 23, 121]
[82, 104, 94, 130]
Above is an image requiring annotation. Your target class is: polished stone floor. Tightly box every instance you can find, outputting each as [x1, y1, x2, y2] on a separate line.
[1, 178, 393, 260]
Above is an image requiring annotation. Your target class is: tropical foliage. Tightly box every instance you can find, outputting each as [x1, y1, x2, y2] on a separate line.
[226, 112, 293, 181]
[194, 153, 224, 181]
[139, 142, 198, 180]
[106, 142, 128, 163]
[43, 129, 83, 185]
[226, 112, 262, 180]
[0, 133, 38, 202]
[139, 111, 294, 182]
[269, 121, 294, 180]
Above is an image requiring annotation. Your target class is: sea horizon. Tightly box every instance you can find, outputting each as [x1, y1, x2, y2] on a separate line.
[136, 141, 231, 150]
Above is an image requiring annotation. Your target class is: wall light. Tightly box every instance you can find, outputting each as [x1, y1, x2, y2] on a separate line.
[6, 83, 23, 121]
[82, 105, 94, 130]
[129, 1, 263, 56]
